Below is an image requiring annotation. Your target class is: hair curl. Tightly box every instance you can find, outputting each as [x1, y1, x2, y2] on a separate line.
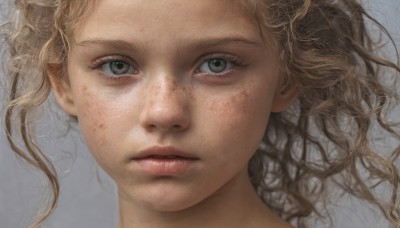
[1, 0, 400, 227]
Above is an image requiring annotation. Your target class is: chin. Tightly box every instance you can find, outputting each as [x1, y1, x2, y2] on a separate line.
[140, 192, 203, 212]
[120, 184, 205, 212]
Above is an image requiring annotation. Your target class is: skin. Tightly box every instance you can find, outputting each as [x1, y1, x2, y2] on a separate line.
[50, 0, 297, 227]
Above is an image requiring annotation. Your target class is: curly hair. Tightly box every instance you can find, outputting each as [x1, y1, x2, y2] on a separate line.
[244, 0, 400, 226]
[1, 0, 400, 227]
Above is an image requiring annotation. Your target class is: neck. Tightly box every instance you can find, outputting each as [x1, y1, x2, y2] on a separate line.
[117, 170, 290, 228]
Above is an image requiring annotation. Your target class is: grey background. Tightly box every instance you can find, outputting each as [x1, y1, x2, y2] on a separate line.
[0, 1, 399, 228]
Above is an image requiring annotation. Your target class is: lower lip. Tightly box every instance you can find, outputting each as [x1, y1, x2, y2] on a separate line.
[133, 157, 198, 176]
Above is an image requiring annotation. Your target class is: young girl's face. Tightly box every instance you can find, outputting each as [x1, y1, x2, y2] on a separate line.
[54, 0, 295, 211]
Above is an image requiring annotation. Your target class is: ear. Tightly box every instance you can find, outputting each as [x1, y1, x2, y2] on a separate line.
[271, 77, 299, 113]
[48, 64, 78, 116]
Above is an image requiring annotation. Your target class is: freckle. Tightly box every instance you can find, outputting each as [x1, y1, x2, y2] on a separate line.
[237, 89, 249, 112]
[91, 126, 97, 133]
[81, 87, 90, 97]
[241, 90, 249, 99]
[182, 86, 193, 100]
[171, 80, 178, 91]
[216, 89, 249, 114]
[206, 88, 249, 116]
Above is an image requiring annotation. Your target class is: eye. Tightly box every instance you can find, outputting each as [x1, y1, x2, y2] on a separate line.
[101, 60, 137, 78]
[198, 58, 233, 74]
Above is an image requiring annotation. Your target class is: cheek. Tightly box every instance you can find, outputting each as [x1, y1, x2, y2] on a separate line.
[76, 86, 106, 136]
[73, 86, 123, 167]
[208, 89, 250, 119]
[207, 88, 272, 134]
[205, 87, 273, 154]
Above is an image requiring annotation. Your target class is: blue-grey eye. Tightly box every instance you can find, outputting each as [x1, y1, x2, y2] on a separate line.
[101, 61, 136, 77]
[199, 58, 230, 74]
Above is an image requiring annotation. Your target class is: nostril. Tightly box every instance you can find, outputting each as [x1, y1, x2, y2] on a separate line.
[146, 124, 157, 132]
[172, 124, 183, 130]
[143, 122, 188, 133]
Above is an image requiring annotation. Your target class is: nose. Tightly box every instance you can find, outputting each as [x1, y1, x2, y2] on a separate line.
[139, 77, 190, 133]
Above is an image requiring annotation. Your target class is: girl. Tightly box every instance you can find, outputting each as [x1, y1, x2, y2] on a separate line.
[1, 0, 400, 227]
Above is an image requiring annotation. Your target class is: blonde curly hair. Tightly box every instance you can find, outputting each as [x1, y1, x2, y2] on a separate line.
[2, 0, 400, 227]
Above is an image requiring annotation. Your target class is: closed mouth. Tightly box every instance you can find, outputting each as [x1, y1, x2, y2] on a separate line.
[132, 148, 199, 175]
[142, 155, 196, 159]
[133, 146, 199, 160]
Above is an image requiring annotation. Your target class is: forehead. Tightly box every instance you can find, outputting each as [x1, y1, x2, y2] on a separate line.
[72, 0, 265, 45]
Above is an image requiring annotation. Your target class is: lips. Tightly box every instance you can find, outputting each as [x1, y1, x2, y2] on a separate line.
[132, 146, 198, 176]
[133, 146, 198, 160]
[145, 155, 190, 159]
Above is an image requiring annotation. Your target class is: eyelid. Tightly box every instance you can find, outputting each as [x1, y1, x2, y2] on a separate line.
[89, 55, 139, 81]
[200, 53, 243, 64]
[195, 53, 247, 74]
[90, 55, 136, 69]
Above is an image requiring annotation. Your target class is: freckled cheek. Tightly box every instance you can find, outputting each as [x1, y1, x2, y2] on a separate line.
[205, 89, 272, 147]
[74, 90, 125, 166]
[75, 94, 106, 136]
[208, 90, 270, 126]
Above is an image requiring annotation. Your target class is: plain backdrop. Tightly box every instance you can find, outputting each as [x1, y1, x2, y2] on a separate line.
[0, 1, 399, 228]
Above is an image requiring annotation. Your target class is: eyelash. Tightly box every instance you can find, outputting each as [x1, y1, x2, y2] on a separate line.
[195, 54, 247, 77]
[90, 54, 247, 80]
[91, 56, 138, 80]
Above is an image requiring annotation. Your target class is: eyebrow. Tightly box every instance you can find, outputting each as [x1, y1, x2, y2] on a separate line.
[76, 38, 147, 54]
[188, 37, 263, 49]
[75, 36, 263, 53]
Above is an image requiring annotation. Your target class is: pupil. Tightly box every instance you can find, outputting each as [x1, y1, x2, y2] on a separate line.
[111, 61, 128, 74]
[116, 62, 124, 69]
[209, 59, 227, 73]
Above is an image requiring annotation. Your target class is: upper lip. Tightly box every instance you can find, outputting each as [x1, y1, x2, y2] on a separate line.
[133, 146, 198, 159]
